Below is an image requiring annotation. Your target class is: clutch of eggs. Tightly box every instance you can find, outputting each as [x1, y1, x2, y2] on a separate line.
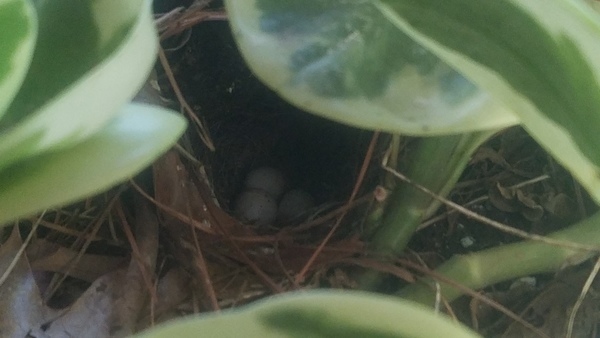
[234, 167, 314, 226]
[244, 166, 286, 199]
[277, 189, 315, 223]
[234, 189, 278, 226]
[234, 167, 285, 226]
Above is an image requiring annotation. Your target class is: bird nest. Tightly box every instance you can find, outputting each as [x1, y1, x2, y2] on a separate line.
[151, 6, 383, 309]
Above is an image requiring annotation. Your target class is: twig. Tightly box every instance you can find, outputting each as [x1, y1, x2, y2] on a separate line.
[398, 258, 550, 338]
[0, 212, 44, 287]
[274, 243, 301, 290]
[383, 166, 600, 252]
[566, 256, 600, 338]
[295, 132, 379, 283]
[220, 225, 284, 293]
[157, 47, 215, 151]
[418, 195, 487, 231]
[34, 219, 105, 242]
[130, 180, 217, 235]
[285, 194, 373, 233]
[190, 221, 221, 311]
[417, 174, 550, 230]
[408, 250, 459, 321]
[44, 191, 124, 300]
[156, 5, 227, 41]
[115, 202, 158, 305]
[336, 258, 415, 284]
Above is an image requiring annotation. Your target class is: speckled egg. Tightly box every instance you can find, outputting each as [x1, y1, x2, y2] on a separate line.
[244, 167, 286, 199]
[234, 189, 278, 226]
[277, 189, 315, 223]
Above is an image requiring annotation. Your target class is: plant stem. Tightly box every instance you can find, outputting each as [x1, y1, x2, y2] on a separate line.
[399, 211, 600, 305]
[360, 131, 493, 289]
[370, 132, 492, 254]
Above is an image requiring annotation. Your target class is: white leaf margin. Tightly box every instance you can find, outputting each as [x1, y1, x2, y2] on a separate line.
[376, 0, 600, 203]
[0, 103, 186, 226]
[224, 0, 519, 136]
[0, 0, 36, 119]
[136, 290, 481, 338]
[0, 0, 157, 170]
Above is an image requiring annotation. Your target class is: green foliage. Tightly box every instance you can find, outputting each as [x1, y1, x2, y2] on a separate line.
[368, 132, 492, 256]
[0, 0, 186, 226]
[379, 0, 600, 163]
[136, 291, 481, 338]
[219, 0, 600, 335]
[377, 0, 600, 202]
[0, 0, 36, 118]
[0, 104, 184, 224]
[226, 0, 600, 203]
[225, 0, 517, 135]
[400, 210, 600, 305]
[3, 0, 598, 336]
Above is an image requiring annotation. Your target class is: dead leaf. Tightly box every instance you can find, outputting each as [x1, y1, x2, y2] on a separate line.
[137, 267, 191, 328]
[1, 197, 161, 338]
[41, 199, 159, 337]
[502, 270, 600, 337]
[516, 191, 544, 222]
[542, 193, 577, 221]
[471, 147, 511, 168]
[0, 226, 57, 337]
[28, 239, 126, 282]
[489, 183, 520, 213]
[42, 268, 128, 337]
[489, 183, 545, 222]
[153, 150, 246, 236]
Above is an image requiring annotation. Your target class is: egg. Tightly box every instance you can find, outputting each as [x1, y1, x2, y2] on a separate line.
[234, 189, 278, 226]
[277, 189, 315, 223]
[244, 167, 286, 199]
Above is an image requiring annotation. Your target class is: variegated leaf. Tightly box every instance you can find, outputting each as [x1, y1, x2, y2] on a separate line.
[0, 0, 158, 171]
[0, 103, 186, 226]
[224, 0, 517, 136]
[136, 291, 481, 338]
[377, 0, 600, 202]
[0, 0, 36, 118]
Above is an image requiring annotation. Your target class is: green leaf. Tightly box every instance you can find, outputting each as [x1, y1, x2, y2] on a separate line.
[224, 0, 518, 136]
[0, 0, 158, 171]
[136, 290, 481, 338]
[0, 103, 186, 226]
[0, 0, 36, 119]
[400, 209, 600, 306]
[376, 0, 600, 202]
